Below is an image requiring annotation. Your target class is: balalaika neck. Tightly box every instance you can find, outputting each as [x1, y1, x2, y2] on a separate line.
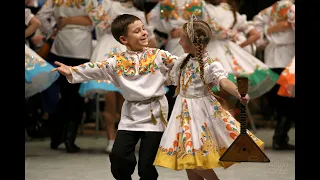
[240, 103, 247, 135]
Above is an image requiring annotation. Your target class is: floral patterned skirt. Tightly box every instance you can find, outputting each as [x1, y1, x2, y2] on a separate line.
[153, 95, 265, 170]
[277, 56, 295, 98]
[25, 45, 59, 98]
[207, 40, 279, 99]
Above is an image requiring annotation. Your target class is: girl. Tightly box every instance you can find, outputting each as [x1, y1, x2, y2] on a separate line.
[203, 0, 279, 101]
[153, 16, 264, 180]
[25, 8, 60, 98]
[78, 0, 157, 153]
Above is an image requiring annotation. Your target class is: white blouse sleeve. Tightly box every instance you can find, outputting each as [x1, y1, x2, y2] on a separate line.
[25, 8, 35, 26]
[235, 13, 255, 35]
[205, 60, 228, 91]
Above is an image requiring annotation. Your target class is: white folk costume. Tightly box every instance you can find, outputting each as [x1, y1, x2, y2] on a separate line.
[148, 0, 205, 56]
[78, 0, 157, 97]
[68, 47, 177, 131]
[277, 56, 295, 97]
[25, 8, 59, 98]
[153, 53, 264, 170]
[36, 0, 98, 60]
[202, 2, 279, 99]
[252, 0, 295, 69]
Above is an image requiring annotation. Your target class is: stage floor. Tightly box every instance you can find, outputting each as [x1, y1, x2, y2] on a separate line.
[25, 128, 295, 180]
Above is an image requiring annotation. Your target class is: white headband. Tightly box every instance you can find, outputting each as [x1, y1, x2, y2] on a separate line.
[186, 14, 197, 44]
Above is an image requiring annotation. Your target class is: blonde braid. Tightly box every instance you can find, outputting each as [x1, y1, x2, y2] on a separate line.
[196, 36, 230, 110]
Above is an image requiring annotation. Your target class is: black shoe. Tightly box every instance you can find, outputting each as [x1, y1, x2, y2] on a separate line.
[273, 142, 295, 150]
[65, 142, 81, 153]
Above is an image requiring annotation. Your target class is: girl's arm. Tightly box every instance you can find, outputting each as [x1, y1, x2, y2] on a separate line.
[238, 28, 260, 48]
[266, 21, 291, 34]
[25, 16, 41, 38]
[58, 16, 93, 29]
[219, 78, 241, 99]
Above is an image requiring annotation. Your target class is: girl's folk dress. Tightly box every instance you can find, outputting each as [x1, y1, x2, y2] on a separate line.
[203, 2, 279, 99]
[153, 53, 265, 170]
[25, 8, 59, 98]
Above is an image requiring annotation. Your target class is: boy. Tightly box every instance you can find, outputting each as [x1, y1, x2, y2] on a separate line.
[51, 14, 177, 180]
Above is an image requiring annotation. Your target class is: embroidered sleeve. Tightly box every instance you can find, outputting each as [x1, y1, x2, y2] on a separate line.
[36, 0, 54, 33]
[85, 0, 104, 27]
[205, 60, 228, 91]
[68, 58, 116, 84]
[159, 50, 178, 69]
[156, 50, 179, 85]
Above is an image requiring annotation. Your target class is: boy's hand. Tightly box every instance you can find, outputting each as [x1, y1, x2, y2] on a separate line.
[51, 61, 72, 81]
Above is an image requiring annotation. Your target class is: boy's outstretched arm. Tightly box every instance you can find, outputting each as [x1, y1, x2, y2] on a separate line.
[51, 59, 115, 83]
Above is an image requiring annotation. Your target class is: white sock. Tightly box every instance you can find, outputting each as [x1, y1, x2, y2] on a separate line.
[106, 140, 115, 152]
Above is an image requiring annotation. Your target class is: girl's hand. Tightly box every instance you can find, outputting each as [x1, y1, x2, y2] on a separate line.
[239, 94, 250, 105]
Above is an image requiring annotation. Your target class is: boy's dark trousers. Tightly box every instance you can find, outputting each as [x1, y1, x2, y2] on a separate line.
[109, 130, 163, 180]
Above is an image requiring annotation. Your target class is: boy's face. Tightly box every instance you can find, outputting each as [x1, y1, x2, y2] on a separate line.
[120, 20, 149, 51]
[179, 30, 195, 54]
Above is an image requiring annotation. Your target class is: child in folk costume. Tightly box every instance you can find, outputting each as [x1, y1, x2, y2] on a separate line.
[203, 0, 278, 102]
[51, 14, 177, 180]
[148, 0, 206, 57]
[252, 0, 295, 150]
[153, 15, 265, 180]
[78, 0, 157, 153]
[25, 8, 60, 98]
[36, 0, 99, 153]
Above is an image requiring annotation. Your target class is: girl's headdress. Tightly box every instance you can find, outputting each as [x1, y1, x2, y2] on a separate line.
[186, 14, 197, 44]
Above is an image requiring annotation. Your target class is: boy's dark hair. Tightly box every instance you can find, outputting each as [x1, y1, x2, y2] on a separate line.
[111, 14, 141, 44]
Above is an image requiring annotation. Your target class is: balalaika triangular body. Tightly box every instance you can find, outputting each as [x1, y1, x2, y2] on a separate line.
[219, 77, 270, 163]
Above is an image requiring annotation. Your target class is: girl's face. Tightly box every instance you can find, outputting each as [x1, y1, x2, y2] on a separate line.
[179, 31, 196, 54]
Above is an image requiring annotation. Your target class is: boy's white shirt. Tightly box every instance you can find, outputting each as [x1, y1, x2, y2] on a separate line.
[68, 47, 178, 132]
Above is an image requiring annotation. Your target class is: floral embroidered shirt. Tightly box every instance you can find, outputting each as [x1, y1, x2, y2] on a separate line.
[68, 47, 178, 131]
